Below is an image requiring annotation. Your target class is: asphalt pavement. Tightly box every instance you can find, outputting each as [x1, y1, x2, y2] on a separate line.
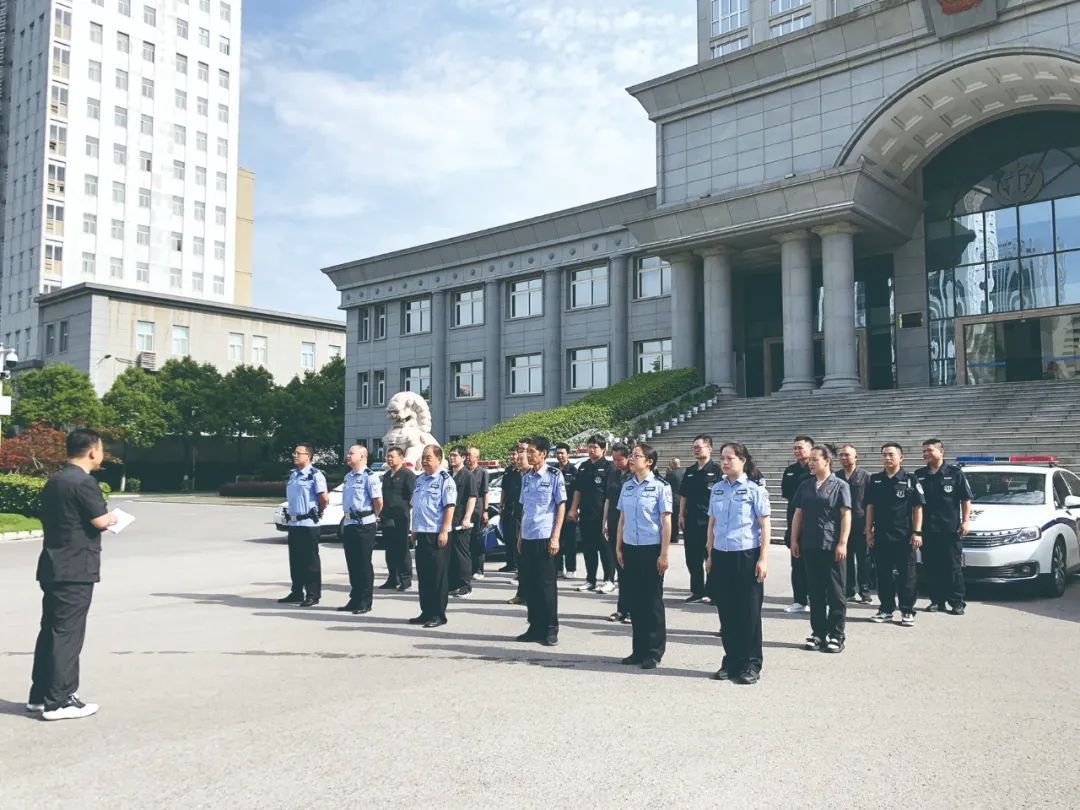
[2, 500, 1078, 808]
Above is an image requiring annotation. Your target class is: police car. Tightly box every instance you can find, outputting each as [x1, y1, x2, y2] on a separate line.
[957, 456, 1080, 597]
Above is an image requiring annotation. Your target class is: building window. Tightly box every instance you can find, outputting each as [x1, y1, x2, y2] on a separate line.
[195, 201, 206, 221]
[216, 172, 228, 191]
[110, 257, 123, 279]
[219, 36, 231, 55]
[111, 220, 125, 240]
[117, 32, 130, 53]
[196, 166, 207, 186]
[89, 60, 102, 81]
[769, 12, 813, 38]
[197, 96, 208, 116]
[452, 288, 484, 327]
[374, 304, 387, 339]
[174, 197, 187, 218]
[217, 137, 228, 157]
[636, 339, 673, 373]
[85, 175, 98, 196]
[193, 237, 205, 256]
[221, 1, 232, 22]
[141, 114, 153, 135]
[119, 0, 131, 14]
[453, 360, 485, 399]
[116, 69, 128, 91]
[357, 372, 370, 408]
[82, 253, 96, 276]
[192, 272, 204, 292]
[113, 182, 126, 204]
[214, 241, 226, 260]
[252, 336, 268, 366]
[59, 321, 70, 353]
[215, 205, 226, 225]
[169, 267, 183, 289]
[177, 53, 188, 73]
[509, 277, 543, 318]
[115, 106, 128, 127]
[219, 69, 230, 89]
[113, 144, 128, 165]
[213, 276, 225, 295]
[142, 41, 155, 63]
[228, 332, 244, 363]
[635, 257, 671, 299]
[137, 262, 150, 282]
[143, 5, 157, 26]
[569, 266, 609, 309]
[712, 0, 748, 36]
[90, 22, 103, 44]
[171, 232, 183, 252]
[374, 370, 386, 406]
[175, 89, 187, 109]
[86, 136, 100, 158]
[569, 346, 608, 390]
[87, 98, 100, 119]
[46, 325, 56, 355]
[328, 345, 342, 359]
[137, 225, 151, 245]
[173, 159, 186, 181]
[403, 366, 431, 398]
[172, 325, 190, 356]
[140, 152, 152, 171]
[83, 214, 98, 235]
[301, 342, 316, 371]
[509, 353, 543, 395]
[358, 308, 370, 342]
[711, 36, 748, 58]
[403, 297, 431, 335]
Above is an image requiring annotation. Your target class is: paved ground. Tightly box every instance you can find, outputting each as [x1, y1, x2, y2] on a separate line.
[2, 500, 1078, 809]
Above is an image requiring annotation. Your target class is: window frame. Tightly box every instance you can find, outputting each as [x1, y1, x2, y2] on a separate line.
[508, 276, 543, 319]
[568, 265, 609, 310]
[452, 359, 485, 400]
[402, 296, 432, 336]
[508, 353, 543, 396]
[568, 345, 609, 391]
[451, 287, 485, 328]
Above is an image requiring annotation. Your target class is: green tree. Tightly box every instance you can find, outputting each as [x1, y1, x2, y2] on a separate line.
[214, 364, 278, 465]
[102, 367, 169, 490]
[275, 355, 345, 462]
[11, 364, 103, 430]
[158, 357, 223, 487]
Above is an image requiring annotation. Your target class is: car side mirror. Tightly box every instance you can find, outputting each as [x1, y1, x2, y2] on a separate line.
[1065, 496, 1080, 509]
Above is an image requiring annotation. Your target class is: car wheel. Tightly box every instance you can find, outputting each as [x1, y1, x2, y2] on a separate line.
[1040, 539, 1068, 598]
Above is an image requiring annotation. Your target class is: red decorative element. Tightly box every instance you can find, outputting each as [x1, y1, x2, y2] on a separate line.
[938, 0, 983, 14]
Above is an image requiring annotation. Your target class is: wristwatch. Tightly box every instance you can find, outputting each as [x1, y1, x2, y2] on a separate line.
[913, 530, 923, 536]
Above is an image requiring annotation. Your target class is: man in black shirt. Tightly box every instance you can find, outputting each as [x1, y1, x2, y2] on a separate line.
[448, 446, 477, 598]
[466, 447, 490, 579]
[866, 442, 925, 626]
[554, 443, 579, 579]
[664, 458, 686, 543]
[568, 434, 616, 593]
[378, 446, 416, 590]
[679, 435, 721, 603]
[498, 445, 524, 573]
[781, 436, 814, 613]
[504, 439, 531, 604]
[837, 444, 873, 603]
[28, 429, 117, 721]
[915, 439, 973, 615]
[603, 444, 633, 622]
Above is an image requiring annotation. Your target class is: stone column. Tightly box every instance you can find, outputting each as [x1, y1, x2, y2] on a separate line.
[609, 255, 630, 384]
[701, 247, 736, 394]
[430, 290, 448, 440]
[543, 267, 562, 409]
[775, 230, 815, 392]
[484, 279, 502, 426]
[815, 222, 861, 390]
[667, 253, 701, 373]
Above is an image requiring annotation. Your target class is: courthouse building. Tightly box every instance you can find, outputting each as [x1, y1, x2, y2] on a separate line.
[326, 0, 1080, 447]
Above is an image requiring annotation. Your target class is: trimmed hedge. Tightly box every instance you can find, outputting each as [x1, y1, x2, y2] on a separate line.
[0, 473, 110, 518]
[461, 369, 703, 459]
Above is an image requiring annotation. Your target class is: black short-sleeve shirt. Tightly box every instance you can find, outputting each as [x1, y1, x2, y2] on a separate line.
[793, 474, 852, 551]
[782, 461, 813, 519]
[37, 464, 109, 583]
[914, 463, 973, 534]
[381, 467, 416, 522]
[575, 457, 614, 522]
[500, 468, 523, 518]
[470, 466, 490, 518]
[681, 460, 722, 525]
[866, 467, 925, 541]
[452, 467, 478, 527]
[836, 466, 870, 525]
[605, 466, 631, 526]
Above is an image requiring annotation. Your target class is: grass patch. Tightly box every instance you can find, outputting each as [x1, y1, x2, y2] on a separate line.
[0, 512, 43, 533]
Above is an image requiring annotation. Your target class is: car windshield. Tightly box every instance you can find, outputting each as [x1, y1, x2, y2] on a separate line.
[966, 472, 1046, 505]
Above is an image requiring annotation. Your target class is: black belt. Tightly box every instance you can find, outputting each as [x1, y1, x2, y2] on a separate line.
[347, 510, 375, 521]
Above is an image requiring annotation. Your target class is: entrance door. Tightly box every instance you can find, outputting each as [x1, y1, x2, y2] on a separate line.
[763, 338, 784, 396]
[1002, 319, 1043, 381]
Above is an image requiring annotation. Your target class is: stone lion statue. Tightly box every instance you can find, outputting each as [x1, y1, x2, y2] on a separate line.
[383, 391, 441, 469]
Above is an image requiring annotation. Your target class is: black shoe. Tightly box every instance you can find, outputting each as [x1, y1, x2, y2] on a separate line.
[735, 669, 760, 685]
[924, 603, 944, 613]
[336, 603, 357, 612]
[396, 582, 410, 591]
[514, 632, 541, 642]
[684, 594, 705, 603]
[948, 604, 966, 616]
[423, 617, 448, 628]
[408, 615, 429, 625]
[352, 607, 371, 615]
[711, 668, 731, 681]
[606, 612, 625, 622]
[377, 581, 396, 590]
[540, 636, 559, 647]
[498, 565, 516, 573]
[299, 597, 320, 607]
[277, 593, 303, 604]
[640, 658, 658, 670]
[621, 654, 643, 665]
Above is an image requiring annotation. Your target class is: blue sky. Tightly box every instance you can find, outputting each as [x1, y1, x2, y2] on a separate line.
[238, 0, 695, 319]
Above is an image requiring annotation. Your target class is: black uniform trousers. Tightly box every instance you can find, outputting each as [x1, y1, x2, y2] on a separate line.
[342, 523, 377, 609]
[845, 520, 872, 598]
[803, 549, 847, 641]
[623, 544, 666, 661]
[415, 532, 450, 621]
[450, 527, 472, 593]
[684, 519, 709, 597]
[521, 539, 559, 638]
[557, 520, 578, 574]
[607, 512, 631, 615]
[786, 524, 808, 604]
[501, 512, 519, 571]
[924, 530, 965, 608]
[580, 517, 614, 584]
[875, 539, 917, 613]
[711, 548, 764, 675]
[30, 582, 94, 708]
[382, 518, 412, 587]
[470, 521, 486, 575]
[287, 526, 322, 598]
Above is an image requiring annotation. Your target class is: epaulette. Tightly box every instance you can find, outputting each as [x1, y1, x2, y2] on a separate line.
[439, 470, 451, 478]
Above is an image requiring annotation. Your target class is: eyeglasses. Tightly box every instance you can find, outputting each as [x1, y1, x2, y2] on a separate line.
[293, 451, 310, 457]
[629, 453, 647, 460]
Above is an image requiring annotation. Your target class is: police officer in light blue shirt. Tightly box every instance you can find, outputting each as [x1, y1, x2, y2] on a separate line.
[409, 444, 457, 628]
[706, 442, 771, 685]
[616, 443, 672, 670]
[338, 445, 383, 615]
[278, 443, 329, 607]
[515, 436, 566, 645]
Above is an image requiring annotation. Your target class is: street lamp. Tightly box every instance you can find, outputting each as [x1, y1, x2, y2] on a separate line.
[0, 344, 20, 451]
[93, 353, 114, 393]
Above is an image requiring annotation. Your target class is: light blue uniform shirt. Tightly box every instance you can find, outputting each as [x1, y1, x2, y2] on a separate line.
[708, 474, 771, 551]
[342, 467, 383, 526]
[410, 470, 457, 534]
[286, 465, 328, 527]
[616, 472, 672, 546]
[519, 466, 567, 540]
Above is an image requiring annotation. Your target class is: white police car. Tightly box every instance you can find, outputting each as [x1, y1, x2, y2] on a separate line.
[957, 456, 1080, 597]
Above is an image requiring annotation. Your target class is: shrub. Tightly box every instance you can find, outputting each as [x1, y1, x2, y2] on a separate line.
[126, 477, 142, 493]
[579, 369, 701, 421]
[0, 473, 108, 517]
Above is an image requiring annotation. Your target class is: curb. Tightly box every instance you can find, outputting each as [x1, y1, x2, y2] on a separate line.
[0, 530, 43, 543]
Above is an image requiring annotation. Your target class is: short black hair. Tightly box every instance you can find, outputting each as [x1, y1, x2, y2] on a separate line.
[636, 442, 658, 470]
[295, 442, 315, 458]
[516, 437, 531, 447]
[67, 428, 103, 459]
[811, 444, 834, 462]
[881, 442, 904, 454]
[424, 444, 444, 461]
[386, 446, 405, 458]
[450, 444, 468, 457]
[693, 434, 713, 447]
[587, 434, 608, 449]
[555, 442, 571, 453]
[611, 443, 630, 458]
[922, 438, 944, 449]
[529, 435, 551, 454]
[794, 435, 814, 446]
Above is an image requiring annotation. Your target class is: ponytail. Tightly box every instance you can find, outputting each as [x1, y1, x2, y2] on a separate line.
[721, 442, 763, 485]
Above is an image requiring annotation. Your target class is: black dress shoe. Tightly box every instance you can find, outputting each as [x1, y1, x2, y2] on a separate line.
[620, 654, 643, 665]
[640, 658, 658, 670]
[498, 565, 516, 573]
[336, 603, 356, 612]
[277, 593, 303, 604]
[684, 594, 705, 603]
[736, 669, 760, 685]
[711, 668, 731, 681]
[352, 607, 371, 615]
[299, 597, 320, 607]
[423, 617, 448, 628]
[396, 583, 410, 591]
[514, 632, 540, 642]
[540, 636, 559, 647]
[408, 615, 429, 625]
[948, 604, 966, 616]
[377, 581, 396, 590]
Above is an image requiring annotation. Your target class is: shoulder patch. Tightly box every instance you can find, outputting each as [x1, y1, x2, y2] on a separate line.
[439, 470, 450, 479]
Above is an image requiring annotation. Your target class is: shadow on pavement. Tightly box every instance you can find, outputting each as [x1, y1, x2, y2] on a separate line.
[0, 698, 37, 720]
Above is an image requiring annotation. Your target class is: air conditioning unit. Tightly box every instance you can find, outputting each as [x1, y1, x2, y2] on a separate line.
[137, 351, 157, 371]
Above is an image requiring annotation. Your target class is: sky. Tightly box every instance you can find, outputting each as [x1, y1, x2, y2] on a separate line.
[239, 0, 696, 319]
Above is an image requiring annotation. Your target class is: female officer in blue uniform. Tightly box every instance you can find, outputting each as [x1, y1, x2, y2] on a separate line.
[616, 443, 672, 670]
[706, 442, 771, 684]
[279, 443, 329, 608]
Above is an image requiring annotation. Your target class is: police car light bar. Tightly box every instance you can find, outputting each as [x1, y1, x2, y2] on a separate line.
[477, 460, 502, 468]
[955, 454, 1057, 465]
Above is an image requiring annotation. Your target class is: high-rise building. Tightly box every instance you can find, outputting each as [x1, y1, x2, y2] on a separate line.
[0, 0, 242, 361]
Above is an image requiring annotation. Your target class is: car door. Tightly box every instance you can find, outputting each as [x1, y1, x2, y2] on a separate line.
[1052, 471, 1080, 569]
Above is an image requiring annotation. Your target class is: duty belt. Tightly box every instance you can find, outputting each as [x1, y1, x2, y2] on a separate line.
[283, 507, 321, 524]
[347, 510, 375, 521]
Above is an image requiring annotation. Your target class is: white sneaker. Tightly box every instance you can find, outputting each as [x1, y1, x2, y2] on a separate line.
[783, 602, 808, 613]
[900, 612, 915, 627]
[42, 697, 99, 721]
[597, 581, 616, 594]
[473, 572, 486, 580]
[510, 577, 519, 586]
[576, 581, 597, 592]
[564, 571, 576, 580]
[557, 571, 568, 580]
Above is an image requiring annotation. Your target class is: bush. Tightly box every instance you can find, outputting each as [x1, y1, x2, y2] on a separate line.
[579, 369, 701, 421]
[0, 473, 109, 517]
[219, 481, 287, 497]
[126, 477, 142, 493]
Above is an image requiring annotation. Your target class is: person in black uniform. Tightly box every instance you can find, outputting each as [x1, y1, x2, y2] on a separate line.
[866, 442, 925, 627]
[466, 447, 490, 579]
[554, 443, 579, 580]
[498, 445, 524, 574]
[28, 429, 118, 720]
[568, 434, 616, 593]
[837, 444, 873, 604]
[664, 458, 686, 543]
[781, 436, 814, 613]
[679, 435, 721, 603]
[448, 446, 477, 598]
[505, 439, 531, 605]
[378, 446, 416, 590]
[603, 444, 633, 623]
[915, 439, 973, 615]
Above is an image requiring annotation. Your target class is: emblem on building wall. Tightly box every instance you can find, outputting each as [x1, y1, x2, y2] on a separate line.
[938, 0, 983, 15]
[922, 0, 999, 39]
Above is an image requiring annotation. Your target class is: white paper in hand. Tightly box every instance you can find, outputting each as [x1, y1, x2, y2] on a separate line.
[106, 508, 136, 535]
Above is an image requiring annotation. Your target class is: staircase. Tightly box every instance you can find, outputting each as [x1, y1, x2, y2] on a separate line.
[649, 380, 1080, 542]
